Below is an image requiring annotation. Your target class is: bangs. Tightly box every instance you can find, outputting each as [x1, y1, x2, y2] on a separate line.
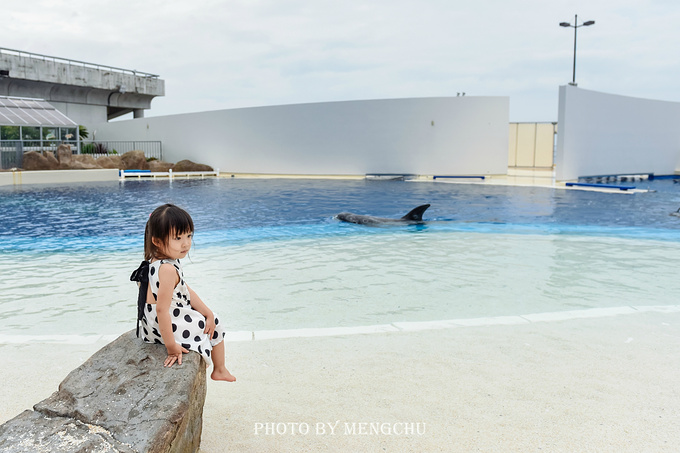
[156, 207, 194, 239]
[165, 210, 194, 236]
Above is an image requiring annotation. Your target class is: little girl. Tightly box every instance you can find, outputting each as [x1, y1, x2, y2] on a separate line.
[130, 203, 235, 382]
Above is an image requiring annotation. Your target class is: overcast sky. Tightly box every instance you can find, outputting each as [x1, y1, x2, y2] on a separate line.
[4, 0, 680, 121]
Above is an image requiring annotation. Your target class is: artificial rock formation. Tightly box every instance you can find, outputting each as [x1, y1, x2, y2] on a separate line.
[173, 160, 213, 172]
[56, 144, 73, 168]
[70, 154, 100, 169]
[22, 151, 60, 170]
[148, 159, 174, 173]
[96, 154, 124, 169]
[0, 330, 206, 453]
[20, 148, 212, 173]
[120, 150, 150, 171]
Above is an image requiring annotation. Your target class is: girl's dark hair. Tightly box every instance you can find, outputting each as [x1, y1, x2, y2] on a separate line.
[144, 204, 194, 261]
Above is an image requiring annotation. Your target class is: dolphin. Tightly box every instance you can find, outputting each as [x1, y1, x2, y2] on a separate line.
[336, 204, 431, 225]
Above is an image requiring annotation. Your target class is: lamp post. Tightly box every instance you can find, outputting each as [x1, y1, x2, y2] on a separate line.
[560, 14, 595, 86]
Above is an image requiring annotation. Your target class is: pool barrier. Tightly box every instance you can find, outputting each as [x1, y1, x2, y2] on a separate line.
[119, 168, 220, 180]
[365, 174, 417, 181]
[433, 175, 485, 180]
[565, 182, 636, 191]
[649, 174, 680, 180]
[581, 173, 652, 183]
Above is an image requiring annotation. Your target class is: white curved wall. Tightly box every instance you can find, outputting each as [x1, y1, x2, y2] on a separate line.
[556, 85, 680, 180]
[92, 96, 509, 176]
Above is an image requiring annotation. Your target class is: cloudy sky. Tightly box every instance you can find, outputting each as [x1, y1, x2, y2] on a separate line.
[4, 0, 680, 121]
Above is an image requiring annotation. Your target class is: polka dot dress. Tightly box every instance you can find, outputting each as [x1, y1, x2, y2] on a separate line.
[140, 259, 226, 362]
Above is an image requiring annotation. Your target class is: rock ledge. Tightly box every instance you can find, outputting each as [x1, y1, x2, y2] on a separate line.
[0, 330, 206, 453]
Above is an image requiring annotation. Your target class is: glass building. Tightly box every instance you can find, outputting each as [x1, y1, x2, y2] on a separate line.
[0, 96, 78, 169]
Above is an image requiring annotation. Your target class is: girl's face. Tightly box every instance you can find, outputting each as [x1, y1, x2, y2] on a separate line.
[154, 229, 193, 260]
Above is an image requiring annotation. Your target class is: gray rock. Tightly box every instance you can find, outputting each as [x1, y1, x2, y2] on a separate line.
[0, 410, 135, 453]
[0, 330, 206, 453]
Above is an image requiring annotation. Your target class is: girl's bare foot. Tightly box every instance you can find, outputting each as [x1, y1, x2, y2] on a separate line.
[211, 367, 236, 382]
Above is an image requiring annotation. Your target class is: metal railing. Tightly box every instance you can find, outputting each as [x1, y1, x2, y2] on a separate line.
[5, 140, 79, 151]
[80, 141, 163, 161]
[0, 140, 22, 169]
[0, 47, 159, 79]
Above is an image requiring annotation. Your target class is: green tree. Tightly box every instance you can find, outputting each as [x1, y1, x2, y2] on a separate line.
[1, 126, 20, 140]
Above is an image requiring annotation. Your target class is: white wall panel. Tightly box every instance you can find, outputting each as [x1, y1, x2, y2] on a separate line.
[92, 97, 509, 176]
[556, 85, 680, 180]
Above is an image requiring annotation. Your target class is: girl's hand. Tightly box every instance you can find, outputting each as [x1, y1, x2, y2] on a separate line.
[164, 343, 189, 367]
[204, 313, 216, 340]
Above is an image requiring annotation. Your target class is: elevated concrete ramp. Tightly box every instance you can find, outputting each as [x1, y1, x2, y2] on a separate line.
[0, 48, 164, 124]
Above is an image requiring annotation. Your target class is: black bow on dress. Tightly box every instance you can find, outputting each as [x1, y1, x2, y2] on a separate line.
[130, 260, 150, 337]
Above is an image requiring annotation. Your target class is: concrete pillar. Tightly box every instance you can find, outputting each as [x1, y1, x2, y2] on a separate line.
[133, 109, 145, 118]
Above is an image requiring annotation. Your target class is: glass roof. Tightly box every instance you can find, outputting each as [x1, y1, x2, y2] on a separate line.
[0, 96, 77, 127]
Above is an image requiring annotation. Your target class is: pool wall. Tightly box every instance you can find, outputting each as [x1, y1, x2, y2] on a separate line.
[0, 168, 118, 186]
[89, 96, 509, 176]
[556, 85, 680, 180]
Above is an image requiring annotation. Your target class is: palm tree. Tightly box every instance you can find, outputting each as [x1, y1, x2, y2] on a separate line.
[79, 125, 89, 140]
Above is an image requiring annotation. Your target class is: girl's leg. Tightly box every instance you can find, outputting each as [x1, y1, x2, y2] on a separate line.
[210, 341, 236, 382]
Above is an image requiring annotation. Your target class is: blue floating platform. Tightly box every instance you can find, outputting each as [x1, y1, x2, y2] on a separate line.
[649, 174, 680, 180]
[433, 175, 485, 180]
[120, 169, 152, 176]
[566, 182, 635, 190]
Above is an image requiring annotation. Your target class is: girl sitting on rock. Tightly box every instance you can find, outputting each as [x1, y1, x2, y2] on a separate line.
[131, 203, 236, 381]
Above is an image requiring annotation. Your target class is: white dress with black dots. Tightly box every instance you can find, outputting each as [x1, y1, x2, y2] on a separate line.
[140, 258, 226, 362]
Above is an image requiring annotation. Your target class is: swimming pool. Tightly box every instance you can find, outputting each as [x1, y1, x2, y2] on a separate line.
[1, 178, 679, 341]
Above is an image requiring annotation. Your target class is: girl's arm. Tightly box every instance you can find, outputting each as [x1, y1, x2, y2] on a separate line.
[187, 285, 216, 339]
[157, 263, 189, 366]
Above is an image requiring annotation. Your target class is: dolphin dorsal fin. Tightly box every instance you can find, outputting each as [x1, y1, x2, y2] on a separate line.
[401, 204, 431, 221]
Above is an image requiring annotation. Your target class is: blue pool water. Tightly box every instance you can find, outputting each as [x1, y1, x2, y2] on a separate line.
[2, 178, 680, 250]
[1, 178, 679, 339]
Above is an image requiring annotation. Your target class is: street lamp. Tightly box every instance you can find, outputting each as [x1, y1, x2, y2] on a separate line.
[560, 14, 595, 86]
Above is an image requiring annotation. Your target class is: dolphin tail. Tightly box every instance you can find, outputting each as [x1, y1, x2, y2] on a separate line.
[400, 204, 431, 221]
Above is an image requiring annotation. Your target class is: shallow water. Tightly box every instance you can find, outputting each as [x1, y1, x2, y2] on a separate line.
[1, 178, 679, 340]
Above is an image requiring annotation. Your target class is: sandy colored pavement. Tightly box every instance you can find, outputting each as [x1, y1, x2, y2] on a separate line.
[2, 311, 679, 452]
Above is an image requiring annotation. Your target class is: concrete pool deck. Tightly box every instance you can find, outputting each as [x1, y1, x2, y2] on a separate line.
[2, 309, 679, 452]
